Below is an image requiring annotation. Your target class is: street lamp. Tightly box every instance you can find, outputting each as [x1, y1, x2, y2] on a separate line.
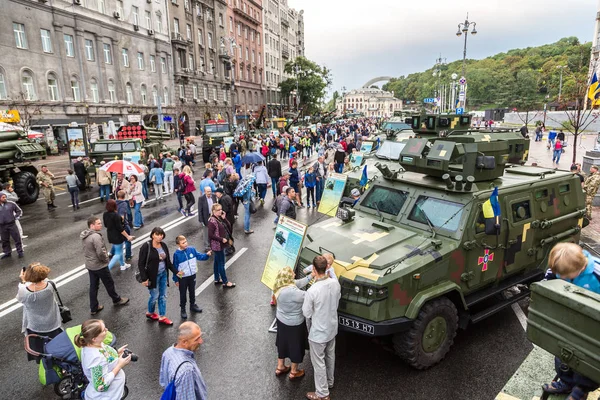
[432, 55, 446, 113]
[450, 73, 458, 111]
[220, 37, 237, 129]
[556, 65, 568, 102]
[456, 13, 477, 110]
[294, 64, 301, 113]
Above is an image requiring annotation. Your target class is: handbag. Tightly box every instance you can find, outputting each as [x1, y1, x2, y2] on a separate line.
[48, 281, 72, 324]
[249, 199, 257, 214]
[160, 361, 192, 400]
[135, 242, 151, 283]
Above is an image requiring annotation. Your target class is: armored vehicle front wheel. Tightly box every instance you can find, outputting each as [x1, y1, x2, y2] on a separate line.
[13, 171, 39, 205]
[393, 297, 458, 370]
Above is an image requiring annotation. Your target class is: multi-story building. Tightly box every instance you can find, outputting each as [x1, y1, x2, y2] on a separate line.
[166, 0, 232, 135]
[226, 0, 264, 128]
[262, 0, 303, 117]
[0, 0, 174, 142]
[336, 87, 403, 118]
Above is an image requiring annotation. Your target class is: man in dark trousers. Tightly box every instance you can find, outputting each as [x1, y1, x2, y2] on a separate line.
[267, 153, 282, 198]
[197, 186, 217, 252]
[215, 188, 235, 255]
[73, 157, 88, 191]
[0, 193, 23, 259]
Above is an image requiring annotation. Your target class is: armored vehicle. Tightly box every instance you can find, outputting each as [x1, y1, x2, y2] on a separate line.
[297, 132, 586, 369]
[202, 120, 234, 162]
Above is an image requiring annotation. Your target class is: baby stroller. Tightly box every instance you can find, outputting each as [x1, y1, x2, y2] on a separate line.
[25, 325, 128, 399]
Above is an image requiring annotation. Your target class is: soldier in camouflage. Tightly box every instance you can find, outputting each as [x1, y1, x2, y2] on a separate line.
[583, 165, 600, 220]
[36, 165, 58, 211]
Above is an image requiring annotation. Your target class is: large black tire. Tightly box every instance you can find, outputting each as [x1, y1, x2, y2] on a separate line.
[393, 297, 458, 370]
[13, 171, 39, 205]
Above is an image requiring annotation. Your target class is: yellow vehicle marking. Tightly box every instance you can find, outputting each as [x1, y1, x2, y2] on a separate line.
[522, 149, 529, 161]
[352, 231, 389, 244]
[522, 223, 530, 242]
[578, 218, 583, 228]
[320, 221, 342, 230]
[333, 254, 380, 282]
[482, 134, 491, 142]
[450, 117, 458, 129]
[439, 150, 447, 157]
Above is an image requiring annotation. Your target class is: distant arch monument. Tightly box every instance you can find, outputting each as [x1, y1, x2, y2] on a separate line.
[362, 76, 394, 88]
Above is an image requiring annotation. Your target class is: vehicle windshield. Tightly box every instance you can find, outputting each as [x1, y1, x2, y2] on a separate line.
[361, 186, 409, 216]
[375, 141, 405, 161]
[407, 196, 465, 232]
[382, 122, 411, 131]
[204, 123, 230, 133]
[92, 143, 107, 152]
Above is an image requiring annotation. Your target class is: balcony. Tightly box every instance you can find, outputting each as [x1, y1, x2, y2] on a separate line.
[233, 6, 260, 26]
[281, 47, 289, 59]
[170, 32, 189, 46]
[280, 16, 289, 27]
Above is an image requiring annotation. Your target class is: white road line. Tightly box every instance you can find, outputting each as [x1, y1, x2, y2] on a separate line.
[511, 302, 528, 331]
[68, 196, 101, 207]
[195, 248, 248, 296]
[0, 213, 197, 318]
[0, 244, 28, 257]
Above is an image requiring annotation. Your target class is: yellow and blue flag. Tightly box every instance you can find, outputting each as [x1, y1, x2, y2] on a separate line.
[359, 165, 368, 188]
[589, 72, 600, 103]
[482, 187, 501, 219]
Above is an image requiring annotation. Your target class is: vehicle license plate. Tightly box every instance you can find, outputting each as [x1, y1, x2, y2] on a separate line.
[339, 316, 375, 334]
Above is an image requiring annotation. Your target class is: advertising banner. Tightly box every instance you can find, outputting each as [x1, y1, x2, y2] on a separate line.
[123, 151, 141, 165]
[360, 142, 373, 153]
[224, 137, 234, 152]
[67, 128, 86, 156]
[350, 152, 364, 169]
[317, 172, 347, 216]
[261, 215, 307, 290]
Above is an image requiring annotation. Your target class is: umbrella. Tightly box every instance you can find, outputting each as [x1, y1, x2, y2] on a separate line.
[241, 151, 265, 165]
[233, 175, 256, 198]
[101, 159, 144, 175]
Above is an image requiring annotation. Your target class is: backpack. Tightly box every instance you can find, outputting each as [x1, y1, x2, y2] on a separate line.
[161, 361, 192, 400]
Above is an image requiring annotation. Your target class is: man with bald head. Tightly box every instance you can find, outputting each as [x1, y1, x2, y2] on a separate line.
[160, 322, 207, 400]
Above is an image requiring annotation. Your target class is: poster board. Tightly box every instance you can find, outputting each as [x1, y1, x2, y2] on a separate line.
[67, 127, 86, 156]
[360, 142, 373, 153]
[318, 172, 347, 216]
[261, 215, 308, 290]
[123, 151, 141, 164]
[350, 152, 364, 169]
[224, 137, 234, 152]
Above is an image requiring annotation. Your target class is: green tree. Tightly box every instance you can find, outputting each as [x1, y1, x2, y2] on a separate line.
[279, 56, 332, 115]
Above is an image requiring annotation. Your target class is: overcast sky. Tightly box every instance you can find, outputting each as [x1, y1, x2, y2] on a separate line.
[288, 0, 597, 94]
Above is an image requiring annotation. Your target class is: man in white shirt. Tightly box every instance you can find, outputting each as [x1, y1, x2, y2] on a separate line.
[303, 255, 341, 400]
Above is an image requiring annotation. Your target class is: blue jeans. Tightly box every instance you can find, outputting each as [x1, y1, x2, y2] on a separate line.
[257, 183, 267, 200]
[243, 201, 251, 231]
[68, 186, 79, 208]
[124, 226, 132, 259]
[553, 149, 562, 163]
[142, 180, 149, 200]
[271, 177, 279, 198]
[99, 184, 111, 201]
[335, 163, 343, 173]
[133, 201, 144, 228]
[108, 243, 124, 269]
[316, 179, 324, 202]
[213, 251, 228, 284]
[148, 270, 167, 316]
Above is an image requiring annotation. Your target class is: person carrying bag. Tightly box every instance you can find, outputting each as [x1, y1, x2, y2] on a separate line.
[48, 281, 72, 324]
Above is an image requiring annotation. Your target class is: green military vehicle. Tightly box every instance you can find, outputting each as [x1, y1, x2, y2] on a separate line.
[0, 128, 47, 204]
[297, 131, 586, 369]
[202, 121, 234, 162]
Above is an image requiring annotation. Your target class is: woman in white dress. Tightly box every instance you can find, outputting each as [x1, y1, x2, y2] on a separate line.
[75, 319, 131, 400]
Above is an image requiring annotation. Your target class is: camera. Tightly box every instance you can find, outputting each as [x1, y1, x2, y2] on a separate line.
[122, 349, 138, 362]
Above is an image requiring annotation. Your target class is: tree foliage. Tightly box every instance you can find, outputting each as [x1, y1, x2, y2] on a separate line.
[279, 56, 332, 115]
[383, 37, 591, 111]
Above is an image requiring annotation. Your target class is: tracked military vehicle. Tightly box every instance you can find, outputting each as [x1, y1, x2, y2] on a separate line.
[297, 131, 587, 369]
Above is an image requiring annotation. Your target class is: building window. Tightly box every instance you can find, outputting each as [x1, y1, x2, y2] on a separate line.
[193, 84, 198, 99]
[213, 87, 217, 100]
[203, 85, 208, 99]
[245, 47, 249, 61]
[184, 0, 189, 10]
[163, 87, 169, 105]
[90, 79, 99, 102]
[196, 4, 201, 16]
[141, 84, 147, 105]
[137, 52, 144, 69]
[156, 15, 162, 33]
[152, 86, 158, 105]
[251, 30, 255, 42]
[197, 29, 203, 45]
[145, 11, 152, 29]
[178, 84, 184, 98]
[207, 32, 213, 49]
[174, 18, 180, 34]
[200, 56, 205, 71]
[103, 43, 112, 64]
[0, 71, 7, 100]
[122, 48, 129, 67]
[71, 78, 81, 102]
[219, 13, 224, 27]
[40, 29, 53, 53]
[22, 71, 36, 100]
[98, 0, 105, 14]
[237, 23, 241, 36]
[13, 23, 27, 49]
[229, 16, 233, 32]
[257, 34, 260, 46]
[188, 54, 194, 70]
[64, 34, 74, 57]
[251, 50, 255, 63]
[209, 59, 214, 74]
[150, 55, 156, 72]
[126, 83, 133, 104]
[223, 89, 227, 102]
[186, 24, 192, 40]
[160, 57, 167, 73]
[244, 26, 248, 39]
[84, 39, 94, 61]
[108, 80, 116, 103]
[132, 6, 139, 25]
[117, 0, 123, 16]
[47, 74, 59, 101]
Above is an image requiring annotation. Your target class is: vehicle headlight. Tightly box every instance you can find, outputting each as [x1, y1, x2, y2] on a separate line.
[367, 288, 374, 296]
[92, 158, 96, 163]
[354, 285, 360, 294]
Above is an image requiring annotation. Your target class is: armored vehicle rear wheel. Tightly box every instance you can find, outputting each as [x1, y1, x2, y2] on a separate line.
[393, 297, 458, 370]
[14, 171, 39, 204]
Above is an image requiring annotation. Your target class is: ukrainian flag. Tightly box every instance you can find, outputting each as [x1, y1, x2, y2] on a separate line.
[359, 165, 368, 188]
[589, 72, 600, 103]
[483, 187, 501, 234]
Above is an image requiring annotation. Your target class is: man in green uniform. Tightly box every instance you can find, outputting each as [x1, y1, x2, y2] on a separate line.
[583, 165, 600, 220]
[37, 165, 57, 210]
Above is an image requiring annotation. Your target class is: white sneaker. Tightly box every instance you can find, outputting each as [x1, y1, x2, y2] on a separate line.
[120, 263, 131, 271]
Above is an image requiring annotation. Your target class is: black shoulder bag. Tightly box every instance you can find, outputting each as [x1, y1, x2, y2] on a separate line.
[135, 241, 151, 283]
[48, 280, 72, 324]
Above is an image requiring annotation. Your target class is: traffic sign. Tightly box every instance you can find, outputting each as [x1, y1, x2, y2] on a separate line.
[456, 108, 464, 115]
[459, 77, 467, 85]
[423, 98, 436, 104]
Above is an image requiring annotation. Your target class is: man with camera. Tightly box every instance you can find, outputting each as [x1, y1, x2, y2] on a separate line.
[160, 322, 207, 400]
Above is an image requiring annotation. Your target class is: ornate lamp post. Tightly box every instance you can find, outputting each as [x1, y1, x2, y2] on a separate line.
[220, 37, 237, 130]
[456, 14, 477, 110]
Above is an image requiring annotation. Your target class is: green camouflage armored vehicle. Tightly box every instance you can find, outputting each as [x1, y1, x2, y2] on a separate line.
[202, 121, 234, 162]
[297, 132, 587, 369]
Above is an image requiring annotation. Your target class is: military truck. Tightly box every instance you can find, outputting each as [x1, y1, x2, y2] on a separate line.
[297, 132, 587, 369]
[202, 120, 234, 162]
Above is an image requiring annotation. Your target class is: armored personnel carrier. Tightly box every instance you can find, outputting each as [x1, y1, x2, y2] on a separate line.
[297, 131, 586, 369]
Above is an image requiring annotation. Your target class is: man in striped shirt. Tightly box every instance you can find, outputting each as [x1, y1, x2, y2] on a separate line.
[160, 322, 208, 399]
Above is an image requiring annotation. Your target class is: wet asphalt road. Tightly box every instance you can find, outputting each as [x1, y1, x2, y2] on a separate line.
[0, 157, 534, 400]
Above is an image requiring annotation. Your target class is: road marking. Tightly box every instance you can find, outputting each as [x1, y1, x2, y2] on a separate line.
[68, 196, 101, 207]
[0, 244, 28, 257]
[195, 247, 248, 296]
[511, 302, 527, 331]
[0, 213, 197, 318]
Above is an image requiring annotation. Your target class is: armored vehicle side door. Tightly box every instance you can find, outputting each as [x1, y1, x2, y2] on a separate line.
[503, 193, 535, 274]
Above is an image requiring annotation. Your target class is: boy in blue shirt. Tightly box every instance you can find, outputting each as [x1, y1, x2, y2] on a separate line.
[543, 243, 600, 399]
[173, 235, 211, 319]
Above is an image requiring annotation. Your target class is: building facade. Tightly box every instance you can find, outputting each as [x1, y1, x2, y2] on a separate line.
[0, 0, 175, 142]
[166, 0, 232, 135]
[335, 87, 403, 118]
[262, 0, 303, 117]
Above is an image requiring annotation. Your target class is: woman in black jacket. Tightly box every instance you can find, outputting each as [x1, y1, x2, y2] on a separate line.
[103, 199, 133, 271]
[138, 227, 178, 326]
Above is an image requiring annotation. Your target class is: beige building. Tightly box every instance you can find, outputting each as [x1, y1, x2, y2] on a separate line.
[336, 87, 403, 118]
